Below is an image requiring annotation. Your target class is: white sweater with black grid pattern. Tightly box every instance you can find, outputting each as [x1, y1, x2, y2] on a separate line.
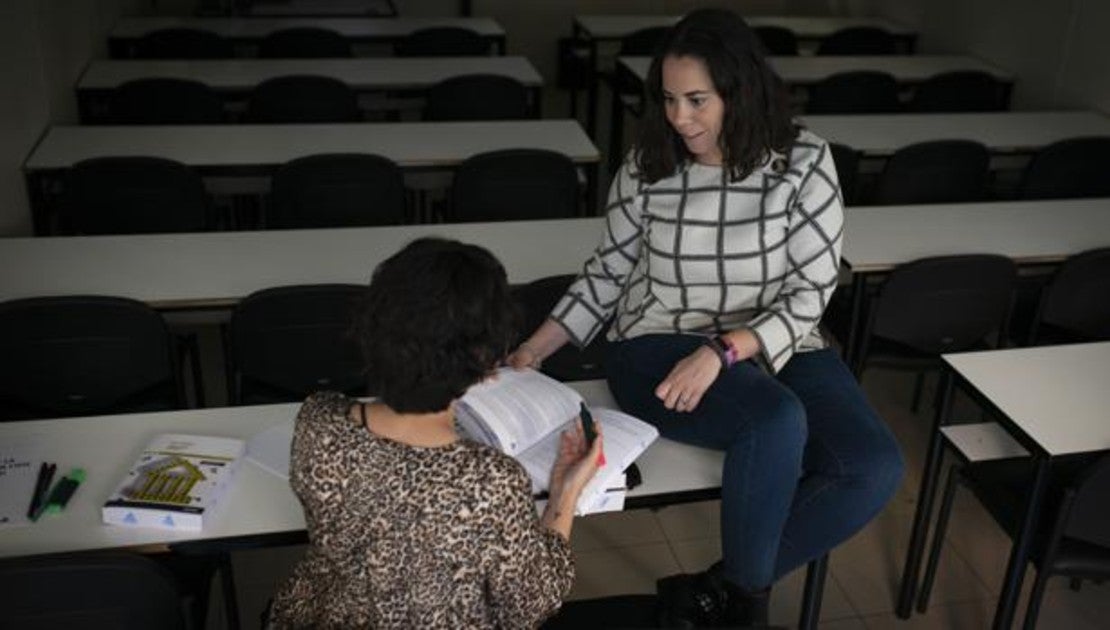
[551, 128, 843, 373]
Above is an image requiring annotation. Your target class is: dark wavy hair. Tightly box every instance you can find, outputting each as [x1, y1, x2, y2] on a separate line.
[353, 238, 518, 413]
[634, 8, 797, 183]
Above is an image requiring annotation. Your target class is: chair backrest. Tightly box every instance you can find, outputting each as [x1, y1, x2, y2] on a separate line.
[512, 275, 610, 382]
[816, 26, 898, 55]
[269, 153, 407, 228]
[245, 75, 361, 123]
[868, 254, 1016, 355]
[871, 140, 990, 205]
[829, 142, 860, 206]
[60, 157, 210, 235]
[424, 74, 529, 121]
[754, 25, 799, 56]
[1063, 453, 1110, 549]
[110, 78, 224, 125]
[910, 71, 1008, 112]
[394, 27, 490, 56]
[229, 284, 366, 404]
[1017, 137, 1110, 200]
[618, 26, 670, 56]
[805, 71, 901, 114]
[450, 149, 579, 222]
[258, 27, 352, 58]
[0, 296, 181, 420]
[1033, 247, 1110, 342]
[0, 553, 184, 629]
[134, 28, 231, 59]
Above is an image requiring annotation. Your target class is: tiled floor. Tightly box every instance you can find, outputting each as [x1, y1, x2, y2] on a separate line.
[201, 365, 1110, 629]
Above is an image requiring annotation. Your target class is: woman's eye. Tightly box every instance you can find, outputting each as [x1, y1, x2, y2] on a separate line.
[690, 97, 706, 107]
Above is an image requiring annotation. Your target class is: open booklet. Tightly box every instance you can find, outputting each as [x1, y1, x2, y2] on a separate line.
[456, 368, 658, 515]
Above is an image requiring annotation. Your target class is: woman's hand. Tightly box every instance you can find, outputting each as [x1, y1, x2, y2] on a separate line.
[505, 342, 542, 371]
[548, 419, 603, 502]
[654, 345, 722, 412]
[504, 320, 572, 371]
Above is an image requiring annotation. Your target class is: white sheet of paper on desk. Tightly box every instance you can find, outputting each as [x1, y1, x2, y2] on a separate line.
[246, 422, 295, 480]
[0, 434, 45, 529]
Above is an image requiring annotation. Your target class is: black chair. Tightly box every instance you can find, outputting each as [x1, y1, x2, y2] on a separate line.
[1017, 137, 1110, 200]
[245, 75, 361, 123]
[805, 71, 901, 114]
[816, 27, 898, 55]
[424, 74, 530, 121]
[269, 153, 407, 228]
[918, 452, 1110, 629]
[258, 27, 352, 58]
[854, 255, 1016, 408]
[829, 142, 860, 206]
[754, 25, 799, 55]
[134, 28, 232, 59]
[1028, 247, 1110, 343]
[394, 27, 490, 56]
[59, 157, 211, 235]
[871, 140, 990, 205]
[450, 149, 580, 223]
[909, 71, 1008, 112]
[0, 552, 185, 629]
[110, 78, 224, 125]
[227, 285, 366, 404]
[0, 296, 184, 421]
[512, 275, 610, 382]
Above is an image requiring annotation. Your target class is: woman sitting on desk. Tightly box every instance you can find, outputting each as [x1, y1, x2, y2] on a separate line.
[270, 238, 601, 629]
[510, 9, 904, 628]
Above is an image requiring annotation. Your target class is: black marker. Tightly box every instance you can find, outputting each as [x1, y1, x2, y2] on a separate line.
[579, 402, 606, 466]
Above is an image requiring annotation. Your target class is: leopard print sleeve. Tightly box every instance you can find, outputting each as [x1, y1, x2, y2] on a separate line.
[481, 454, 575, 628]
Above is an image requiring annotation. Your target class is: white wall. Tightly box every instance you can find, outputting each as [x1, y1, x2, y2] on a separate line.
[870, 0, 1109, 113]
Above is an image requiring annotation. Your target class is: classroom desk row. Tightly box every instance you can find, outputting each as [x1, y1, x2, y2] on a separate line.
[108, 16, 503, 57]
[609, 55, 1019, 164]
[76, 56, 544, 123]
[3, 198, 1108, 312]
[0, 379, 722, 560]
[23, 120, 600, 235]
[572, 14, 918, 134]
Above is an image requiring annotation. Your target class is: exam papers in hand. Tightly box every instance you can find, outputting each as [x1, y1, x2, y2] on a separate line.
[457, 368, 658, 515]
[102, 434, 245, 531]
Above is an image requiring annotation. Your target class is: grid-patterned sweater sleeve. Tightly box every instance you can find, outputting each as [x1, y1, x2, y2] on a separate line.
[550, 160, 644, 347]
[746, 141, 844, 372]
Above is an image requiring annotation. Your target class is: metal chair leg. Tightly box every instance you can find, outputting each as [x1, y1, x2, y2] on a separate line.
[918, 465, 962, 613]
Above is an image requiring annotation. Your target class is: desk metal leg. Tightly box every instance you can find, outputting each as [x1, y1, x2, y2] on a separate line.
[845, 272, 867, 375]
[896, 369, 954, 618]
[608, 83, 625, 176]
[587, 40, 599, 138]
[798, 553, 829, 630]
[992, 456, 1050, 630]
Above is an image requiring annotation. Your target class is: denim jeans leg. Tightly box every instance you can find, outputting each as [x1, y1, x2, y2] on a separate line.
[606, 334, 807, 591]
[772, 348, 905, 578]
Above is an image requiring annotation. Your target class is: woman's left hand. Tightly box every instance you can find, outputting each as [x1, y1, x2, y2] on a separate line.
[654, 345, 722, 413]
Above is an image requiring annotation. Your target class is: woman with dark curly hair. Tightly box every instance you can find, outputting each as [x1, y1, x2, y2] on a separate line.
[270, 238, 601, 629]
[509, 9, 903, 627]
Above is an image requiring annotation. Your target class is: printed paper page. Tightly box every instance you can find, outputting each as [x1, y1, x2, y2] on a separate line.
[457, 368, 582, 455]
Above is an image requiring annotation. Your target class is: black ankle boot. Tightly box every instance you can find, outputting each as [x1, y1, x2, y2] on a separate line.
[656, 570, 728, 628]
[720, 583, 770, 627]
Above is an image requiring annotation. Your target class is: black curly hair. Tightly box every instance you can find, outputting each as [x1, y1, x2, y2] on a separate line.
[354, 238, 518, 413]
[634, 8, 797, 183]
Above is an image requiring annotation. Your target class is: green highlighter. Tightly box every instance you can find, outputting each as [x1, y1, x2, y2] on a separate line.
[40, 468, 86, 518]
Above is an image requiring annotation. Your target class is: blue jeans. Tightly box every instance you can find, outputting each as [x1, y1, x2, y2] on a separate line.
[606, 334, 904, 591]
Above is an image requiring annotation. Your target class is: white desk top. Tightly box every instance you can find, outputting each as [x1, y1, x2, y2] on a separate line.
[110, 16, 503, 39]
[0, 379, 721, 560]
[618, 55, 1013, 85]
[842, 198, 1110, 273]
[804, 111, 1110, 156]
[575, 14, 913, 39]
[78, 57, 542, 91]
[24, 120, 598, 171]
[943, 342, 1110, 457]
[0, 219, 605, 308]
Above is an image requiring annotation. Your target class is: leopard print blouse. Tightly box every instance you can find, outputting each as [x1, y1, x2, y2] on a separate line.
[270, 392, 574, 629]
